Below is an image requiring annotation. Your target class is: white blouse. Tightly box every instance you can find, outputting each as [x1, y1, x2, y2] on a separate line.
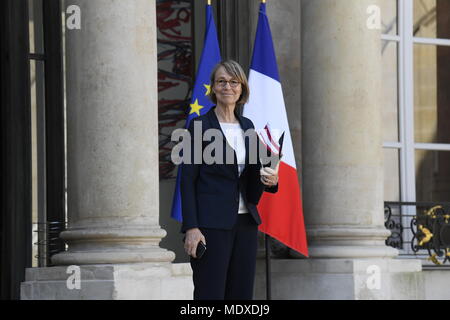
[219, 122, 248, 214]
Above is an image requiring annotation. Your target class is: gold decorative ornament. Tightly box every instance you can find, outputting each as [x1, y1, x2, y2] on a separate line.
[418, 225, 433, 246]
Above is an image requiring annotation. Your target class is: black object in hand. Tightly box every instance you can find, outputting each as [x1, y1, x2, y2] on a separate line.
[182, 236, 207, 259]
[195, 241, 206, 259]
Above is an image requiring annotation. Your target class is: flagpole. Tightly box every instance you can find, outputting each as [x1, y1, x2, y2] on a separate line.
[265, 234, 272, 300]
[260, 0, 270, 301]
[260, 0, 270, 302]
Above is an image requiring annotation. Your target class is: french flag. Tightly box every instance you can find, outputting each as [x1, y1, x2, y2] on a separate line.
[244, 2, 308, 257]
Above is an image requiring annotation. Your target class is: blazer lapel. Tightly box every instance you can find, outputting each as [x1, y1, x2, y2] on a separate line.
[206, 107, 239, 178]
[207, 107, 228, 145]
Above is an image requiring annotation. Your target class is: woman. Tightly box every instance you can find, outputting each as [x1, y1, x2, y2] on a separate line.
[180, 60, 279, 300]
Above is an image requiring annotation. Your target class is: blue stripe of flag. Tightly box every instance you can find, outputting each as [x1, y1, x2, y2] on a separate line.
[250, 3, 280, 82]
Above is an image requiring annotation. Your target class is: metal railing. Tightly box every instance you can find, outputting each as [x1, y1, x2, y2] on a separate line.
[33, 221, 66, 266]
[385, 201, 450, 266]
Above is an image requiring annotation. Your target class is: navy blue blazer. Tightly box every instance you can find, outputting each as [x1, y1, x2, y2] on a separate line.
[180, 107, 278, 233]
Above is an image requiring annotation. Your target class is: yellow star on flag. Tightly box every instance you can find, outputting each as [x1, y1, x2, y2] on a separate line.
[204, 84, 211, 96]
[189, 99, 204, 116]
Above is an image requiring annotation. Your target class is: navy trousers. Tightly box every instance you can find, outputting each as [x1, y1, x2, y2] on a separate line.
[190, 214, 259, 300]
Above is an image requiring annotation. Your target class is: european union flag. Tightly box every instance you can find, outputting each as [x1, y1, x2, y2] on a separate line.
[171, 4, 221, 222]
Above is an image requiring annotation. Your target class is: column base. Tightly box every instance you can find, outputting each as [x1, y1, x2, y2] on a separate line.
[20, 263, 193, 300]
[290, 244, 399, 259]
[292, 226, 400, 259]
[255, 258, 425, 300]
[51, 249, 176, 265]
[51, 226, 176, 265]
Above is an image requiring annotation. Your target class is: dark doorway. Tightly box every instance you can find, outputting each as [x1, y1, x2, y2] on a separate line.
[1, 0, 65, 300]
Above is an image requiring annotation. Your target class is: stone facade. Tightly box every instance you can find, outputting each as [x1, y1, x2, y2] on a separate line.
[21, 0, 450, 300]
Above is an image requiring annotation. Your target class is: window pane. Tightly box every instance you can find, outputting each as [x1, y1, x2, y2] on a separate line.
[382, 41, 399, 142]
[415, 150, 450, 202]
[380, 0, 398, 35]
[414, 44, 450, 144]
[29, 0, 44, 54]
[414, 0, 450, 39]
[384, 148, 401, 201]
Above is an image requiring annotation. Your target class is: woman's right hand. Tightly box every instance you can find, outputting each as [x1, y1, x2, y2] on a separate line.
[184, 228, 206, 258]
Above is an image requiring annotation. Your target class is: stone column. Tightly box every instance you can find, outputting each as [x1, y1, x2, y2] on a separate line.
[299, 0, 398, 259]
[51, 0, 173, 265]
[21, 0, 193, 299]
[254, 0, 423, 300]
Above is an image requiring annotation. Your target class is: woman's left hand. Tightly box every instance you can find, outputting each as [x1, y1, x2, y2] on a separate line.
[260, 166, 279, 186]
